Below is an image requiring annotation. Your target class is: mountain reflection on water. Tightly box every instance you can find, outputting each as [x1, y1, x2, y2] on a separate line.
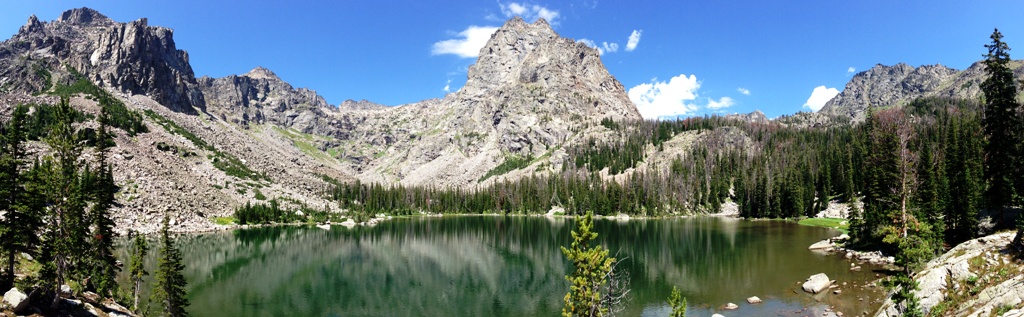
[117, 216, 886, 317]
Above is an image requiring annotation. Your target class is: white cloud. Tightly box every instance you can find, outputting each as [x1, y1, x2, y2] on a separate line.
[601, 42, 618, 54]
[500, 2, 559, 24]
[443, 79, 452, 92]
[578, 38, 619, 55]
[847, 66, 856, 74]
[803, 86, 840, 112]
[628, 74, 701, 119]
[737, 87, 750, 95]
[431, 26, 500, 58]
[707, 96, 735, 110]
[625, 30, 642, 51]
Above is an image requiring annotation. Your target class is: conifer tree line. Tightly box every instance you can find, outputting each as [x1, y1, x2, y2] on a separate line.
[0, 96, 191, 315]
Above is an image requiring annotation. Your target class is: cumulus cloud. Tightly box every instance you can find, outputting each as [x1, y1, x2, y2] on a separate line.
[847, 66, 856, 74]
[803, 86, 840, 112]
[443, 79, 452, 92]
[500, 2, 559, 24]
[625, 30, 642, 51]
[431, 26, 500, 58]
[628, 74, 701, 119]
[578, 39, 619, 55]
[601, 42, 619, 54]
[737, 87, 750, 95]
[707, 96, 735, 110]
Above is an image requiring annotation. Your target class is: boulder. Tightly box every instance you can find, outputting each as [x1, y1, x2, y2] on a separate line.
[808, 239, 834, 251]
[712, 314, 725, 317]
[802, 273, 832, 294]
[746, 296, 762, 304]
[3, 287, 29, 313]
[723, 302, 738, 310]
[60, 284, 73, 297]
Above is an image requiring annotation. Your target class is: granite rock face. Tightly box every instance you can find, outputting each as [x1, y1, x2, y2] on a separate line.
[198, 67, 337, 135]
[199, 17, 643, 187]
[0, 7, 204, 114]
[820, 61, 1024, 123]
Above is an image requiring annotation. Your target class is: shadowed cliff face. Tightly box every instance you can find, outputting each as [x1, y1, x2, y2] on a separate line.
[0, 7, 205, 114]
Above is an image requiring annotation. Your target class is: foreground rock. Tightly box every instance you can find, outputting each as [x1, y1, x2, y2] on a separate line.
[874, 232, 1023, 316]
[3, 287, 29, 313]
[803, 273, 832, 294]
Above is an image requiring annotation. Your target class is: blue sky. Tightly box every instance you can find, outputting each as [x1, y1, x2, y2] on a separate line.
[3, 1, 1023, 118]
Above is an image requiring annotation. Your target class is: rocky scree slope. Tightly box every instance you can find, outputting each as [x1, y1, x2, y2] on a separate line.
[820, 61, 1024, 123]
[0, 8, 349, 233]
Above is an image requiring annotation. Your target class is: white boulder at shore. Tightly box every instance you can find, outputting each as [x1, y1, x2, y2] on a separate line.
[746, 296, 762, 304]
[802, 273, 832, 294]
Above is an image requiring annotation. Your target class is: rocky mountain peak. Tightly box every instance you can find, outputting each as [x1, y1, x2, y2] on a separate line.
[245, 66, 279, 80]
[462, 16, 560, 93]
[20, 15, 44, 34]
[1, 7, 205, 114]
[820, 62, 961, 121]
[56, 7, 112, 26]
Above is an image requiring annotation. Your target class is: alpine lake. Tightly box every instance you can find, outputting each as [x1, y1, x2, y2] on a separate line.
[115, 216, 888, 316]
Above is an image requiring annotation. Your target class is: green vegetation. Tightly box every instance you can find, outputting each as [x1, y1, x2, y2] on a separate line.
[49, 67, 148, 136]
[151, 216, 190, 317]
[272, 126, 334, 162]
[212, 217, 236, 225]
[144, 109, 268, 182]
[561, 211, 620, 316]
[0, 97, 122, 308]
[798, 218, 848, 233]
[128, 231, 149, 312]
[234, 199, 336, 225]
[667, 286, 687, 317]
[479, 154, 534, 182]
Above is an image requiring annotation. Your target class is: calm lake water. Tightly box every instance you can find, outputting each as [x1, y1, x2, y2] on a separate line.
[116, 216, 887, 316]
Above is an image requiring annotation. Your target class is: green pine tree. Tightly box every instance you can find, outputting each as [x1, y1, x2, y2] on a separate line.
[0, 104, 42, 291]
[667, 286, 687, 317]
[85, 108, 119, 296]
[129, 231, 149, 312]
[151, 215, 190, 317]
[980, 28, 1021, 222]
[38, 97, 90, 308]
[562, 211, 613, 317]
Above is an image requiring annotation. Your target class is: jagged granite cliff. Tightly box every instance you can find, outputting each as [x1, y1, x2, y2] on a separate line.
[0, 7, 204, 114]
[820, 61, 1024, 122]
[0, 9, 643, 231]
[198, 17, 641, 187]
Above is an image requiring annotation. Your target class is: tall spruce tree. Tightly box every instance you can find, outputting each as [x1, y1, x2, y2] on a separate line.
[152, 215, 190, 317]
[85, 105, 119, 296]
[981, 28, 1021, 223]
[0, 105, 41, 291]
[38, 97, 90, 308]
